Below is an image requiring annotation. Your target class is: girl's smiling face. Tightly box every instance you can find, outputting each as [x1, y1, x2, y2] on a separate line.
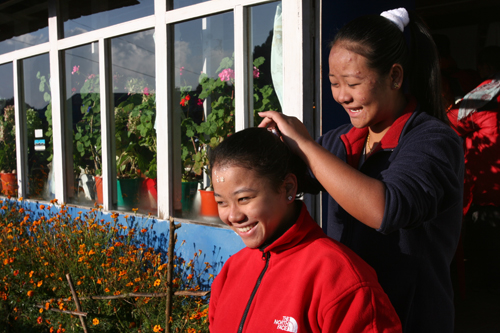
[328, 42, 401, 133]
[213, 164, 296, 249]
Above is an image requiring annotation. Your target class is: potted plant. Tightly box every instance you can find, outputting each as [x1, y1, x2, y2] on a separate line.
[114, 86, 156, 210]
[72, 70, 102, 202]
[179, 55, 280, 216]
[0, 105, 17, 196]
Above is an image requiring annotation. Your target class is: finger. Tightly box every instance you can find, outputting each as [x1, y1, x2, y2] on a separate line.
[258, 117, 275, 128]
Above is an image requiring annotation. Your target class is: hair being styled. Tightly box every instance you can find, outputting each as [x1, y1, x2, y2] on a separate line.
[209, 127, 316, 196]
[330, 10, 446, 123]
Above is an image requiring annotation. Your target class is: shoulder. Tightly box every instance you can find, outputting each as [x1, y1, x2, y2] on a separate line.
[304, 235, 380, 285]
[317, 123, 352, 147]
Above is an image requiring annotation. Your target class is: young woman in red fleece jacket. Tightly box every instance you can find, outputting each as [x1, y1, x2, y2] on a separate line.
[208, 127, 401, 333]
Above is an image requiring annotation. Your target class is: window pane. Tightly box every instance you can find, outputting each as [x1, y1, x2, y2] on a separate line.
[112, 30, 156, 214]
[0, 2, 48, 55]
[170, 0, 209, 10]
[23, 54, 55, 201]
[174, 13, 234, 220]
[61, 0, 154, 38]
[64, 44, 100, 207]
[251, 1, 282, 125]
[0, 63, 17, 197]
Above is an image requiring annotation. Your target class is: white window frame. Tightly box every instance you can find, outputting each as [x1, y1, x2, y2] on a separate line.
[0, 0, 318, 222]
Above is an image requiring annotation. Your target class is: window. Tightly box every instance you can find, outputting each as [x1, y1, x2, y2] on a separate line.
[0, 2, 48, 55]
[23, 54, 54, 200]
[112, 30, 156, 213]
[61, 0, 154, 38]
[64, 44, 101, 206]
[174, 12, 235, 219]
[0, 63, 16, 196]
[0, 0, 314, 221]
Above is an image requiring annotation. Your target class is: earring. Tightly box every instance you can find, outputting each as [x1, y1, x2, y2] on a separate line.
[288, 196, 293, 201]
[393, 83, 399, 89]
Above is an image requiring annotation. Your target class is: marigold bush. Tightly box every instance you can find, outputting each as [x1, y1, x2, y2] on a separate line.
[0, 198, 216, 332]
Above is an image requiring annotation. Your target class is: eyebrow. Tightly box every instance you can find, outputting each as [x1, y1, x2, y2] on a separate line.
[214, 188, 257, 197]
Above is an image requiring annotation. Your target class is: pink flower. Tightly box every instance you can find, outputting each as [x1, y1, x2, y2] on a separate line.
[143, 87, 150, 96]
[180, 66, 184, 76]
[71, 65, 79, 75]
[72, 87, 76, 94]
[218, 68, 235, 82]
[253, 66, 260, 79]
[197, 98, 203, 106]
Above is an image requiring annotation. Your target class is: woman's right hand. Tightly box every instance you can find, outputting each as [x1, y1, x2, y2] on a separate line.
[258, 111, 314, 158]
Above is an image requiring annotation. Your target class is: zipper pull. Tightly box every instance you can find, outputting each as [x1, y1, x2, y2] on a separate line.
[261, 251, 270, 261]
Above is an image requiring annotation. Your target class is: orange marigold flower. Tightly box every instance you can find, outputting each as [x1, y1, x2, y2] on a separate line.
[97, 278, 103, 284]
[45, 302, 50, 310]
[154, 279, 161, 287]
[50, 327, 54, 333]
[113, 291, 121, 296]
[141, 228, 148, 233]
[132, 208, 139, 212]
[153, 325, 163, 332]
[39, 308, 43, 313]
[29, 271, 34, 278]
[39, 205, 45, 209]
[187, 274, 193, 280]
[105, 288, 110, 293]
[13, 270, 19, 276]
[37, 281, 43, 287]
[93, 318, 99, 325]
[37, 316, 43, 324]
[27, 290, 34, 297]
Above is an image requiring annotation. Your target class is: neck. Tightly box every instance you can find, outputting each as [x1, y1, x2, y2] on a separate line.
[260, 201, 301, 250]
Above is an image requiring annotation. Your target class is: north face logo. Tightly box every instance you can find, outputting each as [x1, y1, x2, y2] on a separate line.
[274, 316, 298, 332]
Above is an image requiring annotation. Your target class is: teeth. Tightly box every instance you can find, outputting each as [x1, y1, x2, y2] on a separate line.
[237, 223, 256, 233]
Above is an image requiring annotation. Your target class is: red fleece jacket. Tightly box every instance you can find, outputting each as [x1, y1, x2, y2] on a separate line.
[209, 203, 401, 333]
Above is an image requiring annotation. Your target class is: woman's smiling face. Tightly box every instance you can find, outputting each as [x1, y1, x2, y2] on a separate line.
[213, 164, 293, 249]
[328, 42, 399, 133]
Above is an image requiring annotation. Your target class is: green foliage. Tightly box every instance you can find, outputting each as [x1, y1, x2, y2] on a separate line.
[0, 105, 16, 173]
[0, 198, 213, 332]
[114, 92, 156, 179]
[179, 55, 281, 188]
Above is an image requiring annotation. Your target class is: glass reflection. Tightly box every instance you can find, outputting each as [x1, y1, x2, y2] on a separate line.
[0, 2, 48, 55]
[171, 0, 209, 10]
[64, 44, 101, 207]
[174, 13, 234, 219]
[62, 0, 154, 38]
[112, 30, 156, 214]
[251, 1, 282, 125]
[23, 54, 55, 200]
[0, 63, 17, 197]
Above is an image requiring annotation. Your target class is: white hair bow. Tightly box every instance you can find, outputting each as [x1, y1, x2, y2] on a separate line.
[380, 8, 410, 32]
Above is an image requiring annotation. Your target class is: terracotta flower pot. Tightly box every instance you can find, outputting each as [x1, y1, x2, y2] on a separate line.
[0, 173, 17, 196]
[95, 175, 103, 204]
[199, 189, 218, 217]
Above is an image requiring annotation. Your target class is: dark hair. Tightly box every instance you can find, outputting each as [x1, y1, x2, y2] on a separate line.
[209, 127, 316, 196]
[477, 45, 500, 72]
[330, 11, 446, 123]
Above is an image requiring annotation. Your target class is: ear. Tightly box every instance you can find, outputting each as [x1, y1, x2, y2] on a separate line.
[389, 64, 404, 90]
[282, 173, 298, 202]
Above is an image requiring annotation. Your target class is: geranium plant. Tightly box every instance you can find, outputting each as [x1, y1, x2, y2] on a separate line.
[180, 55, 280, 189]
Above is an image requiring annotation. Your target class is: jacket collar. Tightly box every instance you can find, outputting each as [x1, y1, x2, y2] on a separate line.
[340, 97, 417, 168]
[260, 203, 322, 256]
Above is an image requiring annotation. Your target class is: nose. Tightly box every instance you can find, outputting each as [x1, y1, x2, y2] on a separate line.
[333, 86, 353, 105]
[227, 205, 245, 224]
